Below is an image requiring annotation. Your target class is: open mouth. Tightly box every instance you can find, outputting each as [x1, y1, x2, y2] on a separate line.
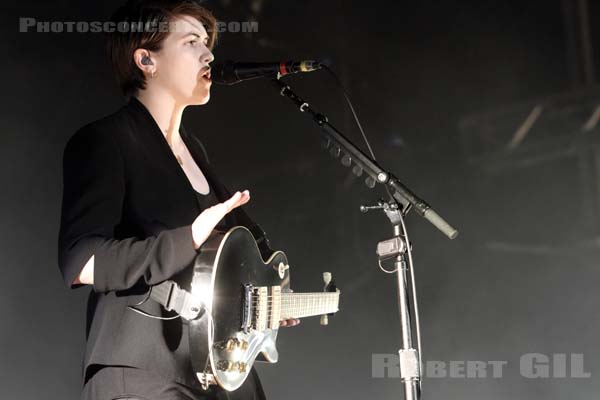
[201, 68, 211, 82]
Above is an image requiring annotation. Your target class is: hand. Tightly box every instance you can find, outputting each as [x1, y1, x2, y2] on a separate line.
[191, 190, 250, 249]
[280, 318, 300, 327]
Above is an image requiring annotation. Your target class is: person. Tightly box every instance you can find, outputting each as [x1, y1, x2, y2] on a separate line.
[57, 1, 299, 399]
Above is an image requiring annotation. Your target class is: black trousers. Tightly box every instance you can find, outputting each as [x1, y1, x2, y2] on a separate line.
[81, 366, 266, 400]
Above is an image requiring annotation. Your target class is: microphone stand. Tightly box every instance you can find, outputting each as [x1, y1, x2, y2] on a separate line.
[271, 77, 459, 400]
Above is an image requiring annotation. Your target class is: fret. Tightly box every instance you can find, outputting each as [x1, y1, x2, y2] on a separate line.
[280, 292, 340, 319]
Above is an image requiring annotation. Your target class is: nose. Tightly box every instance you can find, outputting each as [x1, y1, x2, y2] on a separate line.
[203, 47, 214, 65]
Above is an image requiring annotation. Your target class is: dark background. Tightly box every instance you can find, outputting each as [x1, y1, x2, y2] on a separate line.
[2, 0, 600, 398]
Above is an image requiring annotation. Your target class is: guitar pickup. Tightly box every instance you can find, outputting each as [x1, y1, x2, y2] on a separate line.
[241, 285, 282, 332]
[241, 284, 253, 333]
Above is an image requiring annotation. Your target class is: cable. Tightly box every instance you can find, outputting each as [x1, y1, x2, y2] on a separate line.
[398, 210, 423, 392]
[323, 63, 423, 390]
[321, 64, 396, 204]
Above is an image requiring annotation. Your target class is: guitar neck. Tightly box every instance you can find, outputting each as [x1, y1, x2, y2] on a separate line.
[281, 291, 340, 319]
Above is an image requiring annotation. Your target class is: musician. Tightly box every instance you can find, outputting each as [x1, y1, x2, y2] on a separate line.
[57, 1, 299, 399]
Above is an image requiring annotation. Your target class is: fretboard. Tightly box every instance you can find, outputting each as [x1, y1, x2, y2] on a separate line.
[280, 291, 340, 319]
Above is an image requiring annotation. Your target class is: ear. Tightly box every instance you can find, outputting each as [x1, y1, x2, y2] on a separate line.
[133, 48, 155, 76]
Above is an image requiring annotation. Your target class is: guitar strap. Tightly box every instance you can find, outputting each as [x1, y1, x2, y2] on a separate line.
[148, 279, 204, 321]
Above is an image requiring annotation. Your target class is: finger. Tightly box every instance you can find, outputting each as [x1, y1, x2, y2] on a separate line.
[225, 190, 250, 211]
[223, 191, 242, 208]
[235, 190, 250, 206]
[239, 190, 250, 204]
[233, 195, 249, 209]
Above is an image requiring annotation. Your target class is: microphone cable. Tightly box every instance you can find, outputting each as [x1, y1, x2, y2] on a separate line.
[320, 63, 423, 390]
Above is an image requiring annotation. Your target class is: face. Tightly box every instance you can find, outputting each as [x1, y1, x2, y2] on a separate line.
[145, 15, 214, 105]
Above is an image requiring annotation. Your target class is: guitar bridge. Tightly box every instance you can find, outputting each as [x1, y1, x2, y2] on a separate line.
[242, 284, 281, 332]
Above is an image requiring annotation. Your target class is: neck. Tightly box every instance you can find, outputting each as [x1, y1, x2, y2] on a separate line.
[135, 88, 186, 147]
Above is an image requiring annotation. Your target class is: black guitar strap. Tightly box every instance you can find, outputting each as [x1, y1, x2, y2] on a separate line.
[147, 279, 204, 321]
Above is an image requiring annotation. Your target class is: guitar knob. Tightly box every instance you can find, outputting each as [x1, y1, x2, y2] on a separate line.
[216, 360, 247, 373]
[214, 338, 249, 353]
[238, 362, 247, 373]
[226, 338, 237, 351]
[217, 360, 233, 371]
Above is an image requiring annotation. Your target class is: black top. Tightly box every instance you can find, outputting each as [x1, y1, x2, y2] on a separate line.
[57, 97, 271, 396]
[194, 187, 218, 210]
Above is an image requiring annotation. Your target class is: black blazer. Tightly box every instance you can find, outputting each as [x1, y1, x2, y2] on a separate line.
[58, 97, 269, 396]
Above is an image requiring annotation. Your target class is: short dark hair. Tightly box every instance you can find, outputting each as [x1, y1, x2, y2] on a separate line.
[106, 0, 218, 98]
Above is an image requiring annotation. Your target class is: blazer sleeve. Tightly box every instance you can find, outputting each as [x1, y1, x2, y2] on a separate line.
[57, 125, 198, 293]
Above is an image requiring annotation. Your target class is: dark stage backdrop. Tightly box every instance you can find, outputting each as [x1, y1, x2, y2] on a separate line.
[2, 0, 600, 399]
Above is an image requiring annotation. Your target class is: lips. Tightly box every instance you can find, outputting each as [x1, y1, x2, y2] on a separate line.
[201, 68, 211, 82]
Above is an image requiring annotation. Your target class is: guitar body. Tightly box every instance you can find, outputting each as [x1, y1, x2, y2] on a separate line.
[188, 226, 291, 391]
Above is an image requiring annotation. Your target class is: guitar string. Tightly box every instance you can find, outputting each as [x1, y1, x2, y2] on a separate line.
[250, 308, 337, 319]
[249, 299, 338, 308]
[253, 294, 337, 296]
[248, 294, 339, 308]
[248, 295, 339, 303]
[248, 299, 338, 317]
[249, 297, 338, 304]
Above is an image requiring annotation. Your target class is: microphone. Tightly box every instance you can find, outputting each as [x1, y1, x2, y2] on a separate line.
[211, 60, 322, 85]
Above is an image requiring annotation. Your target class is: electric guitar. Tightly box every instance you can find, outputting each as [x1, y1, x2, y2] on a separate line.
[187, 226, 341, 391]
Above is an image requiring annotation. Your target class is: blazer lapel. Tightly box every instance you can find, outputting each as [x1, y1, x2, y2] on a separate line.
[180, 125, 239, 227]
[180, 127, 272, 255]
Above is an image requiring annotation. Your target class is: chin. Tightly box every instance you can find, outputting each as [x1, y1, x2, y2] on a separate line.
[190, 90, 211, 105]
